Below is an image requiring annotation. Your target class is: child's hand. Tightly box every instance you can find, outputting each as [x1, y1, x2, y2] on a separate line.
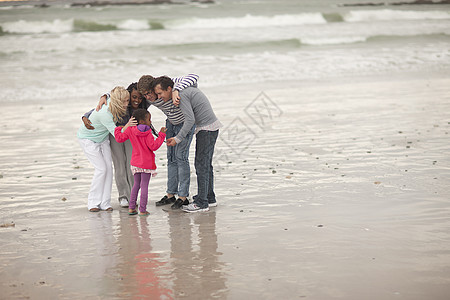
[96, 95, 107, 111]
[82, 116, 95, 130]
[172, 90, 180, 106]
[160, 127, 167, 133]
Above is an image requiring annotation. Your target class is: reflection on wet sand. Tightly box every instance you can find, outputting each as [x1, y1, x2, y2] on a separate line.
[86, 212, 119, 289]
[112, 210, 227, 299]
[168, 211, 228, 299]
[115, 212, 172, 299]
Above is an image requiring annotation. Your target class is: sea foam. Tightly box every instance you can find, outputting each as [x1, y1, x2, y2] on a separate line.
[167, 13, 327, 29]
[117, 19, 150, 31]
[1, 19, 73, 34]
[344, 9, 450, 22]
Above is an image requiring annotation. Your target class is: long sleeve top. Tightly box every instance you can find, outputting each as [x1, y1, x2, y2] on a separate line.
[114, 126, 166, 170]
[172, 73, 199, 91]
[77, 98, 117, 143]
[174, 87, 220, 143]
[148, 73, 199, 125]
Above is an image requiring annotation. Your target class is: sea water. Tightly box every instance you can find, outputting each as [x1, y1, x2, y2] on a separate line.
[0, 0, 449, 102]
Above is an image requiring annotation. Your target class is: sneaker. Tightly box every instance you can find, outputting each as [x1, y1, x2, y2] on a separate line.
[119, 197, 129, 208]
[171, 198, 189, 210]
[181, 203, 209, 213]
[155, 195, 176, 206]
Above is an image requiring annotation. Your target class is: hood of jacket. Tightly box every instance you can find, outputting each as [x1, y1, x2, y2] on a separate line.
[130, 125, 153, 137]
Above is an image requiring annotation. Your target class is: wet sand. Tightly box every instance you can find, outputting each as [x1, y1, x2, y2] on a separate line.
[1, 72, 450, 299]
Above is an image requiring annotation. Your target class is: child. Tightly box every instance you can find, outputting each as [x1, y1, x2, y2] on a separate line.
[114, 109, 167, 216]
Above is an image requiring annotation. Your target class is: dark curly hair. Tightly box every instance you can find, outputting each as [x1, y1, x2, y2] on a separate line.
[126, 82, 149, 112]
[132, 108, 150, 124]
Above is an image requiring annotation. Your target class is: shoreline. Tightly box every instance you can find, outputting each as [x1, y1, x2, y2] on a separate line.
[0, 0, 214, 8]
[340, 0, 450, 6]
[2, 0, 450, 9]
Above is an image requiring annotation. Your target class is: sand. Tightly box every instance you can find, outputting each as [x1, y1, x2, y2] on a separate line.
[1, 72, 450, 299]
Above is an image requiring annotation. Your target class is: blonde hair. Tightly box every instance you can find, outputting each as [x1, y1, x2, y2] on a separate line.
[109, 86, 129, 123]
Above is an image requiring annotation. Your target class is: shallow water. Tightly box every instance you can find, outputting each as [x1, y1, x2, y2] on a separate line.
[1, 72, 450, 299]
[0, 0, 449, 102]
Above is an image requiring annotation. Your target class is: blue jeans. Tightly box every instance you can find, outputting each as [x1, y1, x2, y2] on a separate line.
[166, 120, 195, 197]
[194, 130, 219, 209]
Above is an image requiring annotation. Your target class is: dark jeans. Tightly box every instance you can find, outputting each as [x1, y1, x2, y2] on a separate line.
[194, 130, 219, 209]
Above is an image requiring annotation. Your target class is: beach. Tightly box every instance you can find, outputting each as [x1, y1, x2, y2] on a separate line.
[1, 70, 450, 299]
[1, 0, 450, 298]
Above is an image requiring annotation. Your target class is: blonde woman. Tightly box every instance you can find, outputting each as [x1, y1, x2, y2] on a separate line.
[77, 86, 136, 212]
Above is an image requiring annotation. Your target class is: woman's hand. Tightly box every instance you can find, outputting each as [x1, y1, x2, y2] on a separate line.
[122, 117, 137, 131]
[172, 90, 180, 106]
[96, 95, 107, 111]
[160, 127, 167, 134]
[82, 116, 95, 130]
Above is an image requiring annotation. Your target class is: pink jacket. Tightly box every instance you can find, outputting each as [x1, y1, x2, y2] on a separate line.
[114, 126, 166, 170]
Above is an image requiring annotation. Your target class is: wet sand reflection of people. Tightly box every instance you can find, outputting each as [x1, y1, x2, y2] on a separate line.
[116, 212, 172, 299]
[86, 212, 118, 287]
[167, 211, 228, 299]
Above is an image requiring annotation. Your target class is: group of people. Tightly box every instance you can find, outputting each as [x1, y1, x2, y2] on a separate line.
[77, 73, 221, 215]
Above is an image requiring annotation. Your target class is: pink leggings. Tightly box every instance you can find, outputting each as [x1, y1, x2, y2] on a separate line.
[130, 172, 151, 213]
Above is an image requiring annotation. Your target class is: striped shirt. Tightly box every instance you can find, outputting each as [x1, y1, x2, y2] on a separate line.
[173, 73, 199, 91]
[149, 73, 199, 125]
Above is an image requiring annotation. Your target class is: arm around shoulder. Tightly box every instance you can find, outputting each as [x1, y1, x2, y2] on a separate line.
[173, 73, 199, 91]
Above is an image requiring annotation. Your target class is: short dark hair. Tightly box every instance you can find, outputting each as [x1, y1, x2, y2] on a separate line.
[132, 108, 150, 124]
[152, 76, 174, 91]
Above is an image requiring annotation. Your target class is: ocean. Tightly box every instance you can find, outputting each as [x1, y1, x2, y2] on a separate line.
[2, 2, 450, 299]
[0, 0, 449, 102]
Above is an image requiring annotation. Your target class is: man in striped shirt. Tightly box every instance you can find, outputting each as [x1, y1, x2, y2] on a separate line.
[153, 76, 222, 213]
[138, 74, 198, 210]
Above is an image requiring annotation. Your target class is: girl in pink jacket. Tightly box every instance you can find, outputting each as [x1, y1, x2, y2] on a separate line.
[115, 109, 166, 216]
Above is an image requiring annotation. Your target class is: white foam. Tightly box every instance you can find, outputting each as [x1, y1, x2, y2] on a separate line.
[344, 9, 450, 23]
[301, 36, 367, 46]
[1, 19, 73, 34]
[117, 19, 150, 31]
[167, 13, 327, 29]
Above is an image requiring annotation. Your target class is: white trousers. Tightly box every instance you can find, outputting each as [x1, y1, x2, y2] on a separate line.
[78, 138, 113, 210]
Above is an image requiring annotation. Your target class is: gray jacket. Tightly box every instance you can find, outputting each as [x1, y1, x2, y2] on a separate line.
[175, 87, 218, 142]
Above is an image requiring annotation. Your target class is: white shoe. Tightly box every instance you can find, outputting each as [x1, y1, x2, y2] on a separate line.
[208, 202, 218, 207]
[181, 203, 209, 213]
[119, 198, 129, 208]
